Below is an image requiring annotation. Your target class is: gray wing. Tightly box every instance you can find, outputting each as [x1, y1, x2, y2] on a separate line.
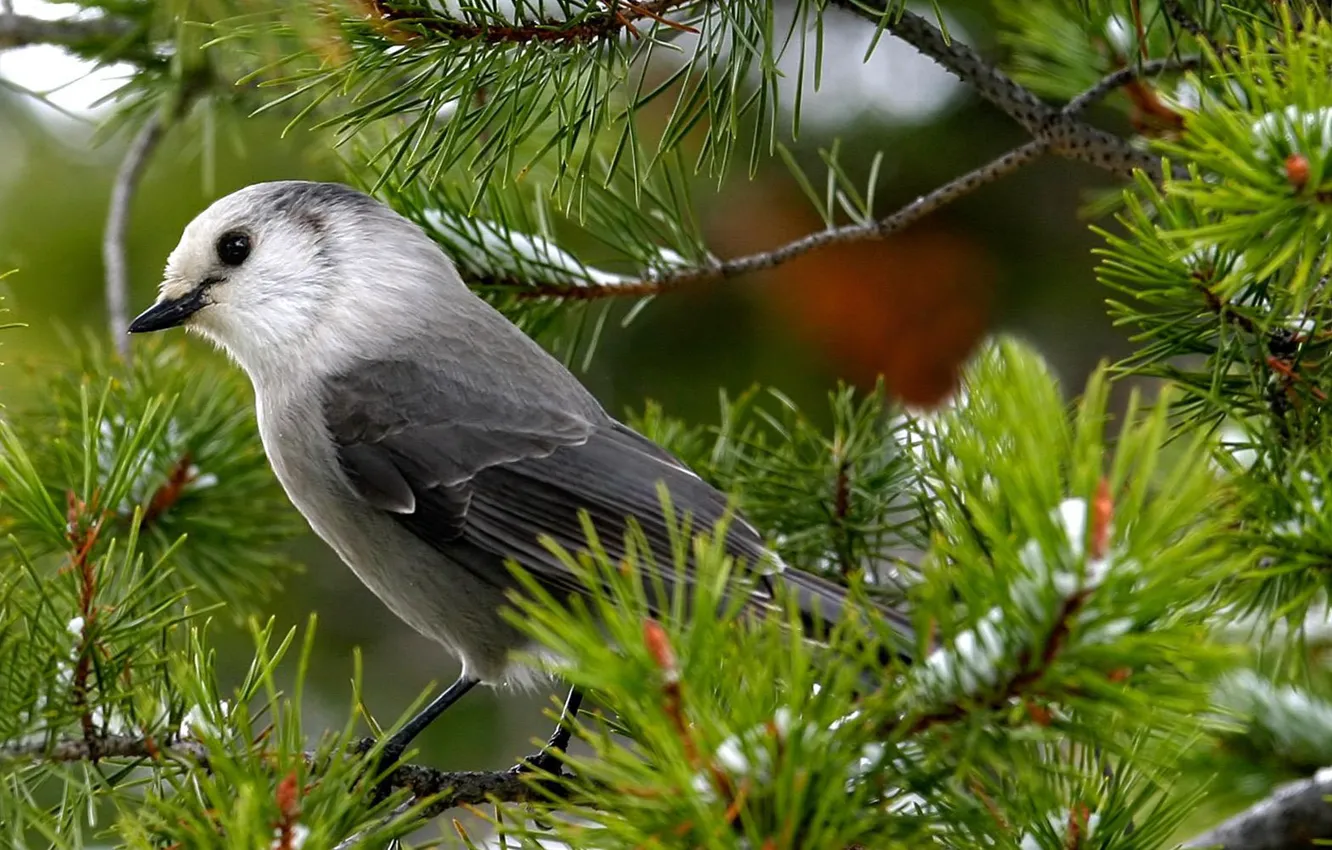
[323, 358, 774, 605]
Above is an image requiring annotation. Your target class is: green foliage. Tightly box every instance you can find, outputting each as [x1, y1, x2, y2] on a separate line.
[1095, 17, 1332, 630]
[489, 339, 1240, 849]
[10, 0, 1332, 846]
[996, 0, 1295, 103]
[4, 337, 304, 611]
[220, 0, 920, 193]
[119, 620, 420, 850]
[628, 381, 922, 587]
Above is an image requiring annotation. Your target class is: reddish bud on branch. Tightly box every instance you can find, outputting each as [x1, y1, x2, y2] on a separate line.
[1286, 154, 1310, 192]
[1090, 478, 1113, 562]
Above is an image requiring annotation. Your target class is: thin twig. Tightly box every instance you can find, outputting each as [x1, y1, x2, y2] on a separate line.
[508, 139, 1046, 300]
[104, 114, 166, 358]
[832, 3, 1051, 134]
[1064, 55, 1203, 116]
[0, 12, 135, 49]
[828, 2, 1179, 180]
[1182, 767, 1332, 850]
[0, 734, 555, 817]
[498, 57, 1194, 301]
[137, 454, 196, 529]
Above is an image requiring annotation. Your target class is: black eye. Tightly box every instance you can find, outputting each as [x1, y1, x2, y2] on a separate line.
[216, 232, 251, 266]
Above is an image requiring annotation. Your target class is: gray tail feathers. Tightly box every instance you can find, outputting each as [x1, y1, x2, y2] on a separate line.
[772, 567, 916, 660]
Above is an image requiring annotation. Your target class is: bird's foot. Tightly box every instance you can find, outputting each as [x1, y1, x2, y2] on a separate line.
[510, 718, 575, 778]
[511, 746, 565, 777]
[355, 737, 407, 806]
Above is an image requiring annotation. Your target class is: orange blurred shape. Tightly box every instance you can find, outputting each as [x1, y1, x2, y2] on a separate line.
[715, 183, 995, 408]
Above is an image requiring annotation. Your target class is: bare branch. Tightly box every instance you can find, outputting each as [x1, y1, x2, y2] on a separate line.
[503, 140, 1046, 301]
[0, 733, 210, 765]
[1183, 768, 1332, 850]
[0, 12, 136, 50]
[104, 115, 167, 358]
[832, 3, 1052, 135]
[827, 2, 1184, 180]
[479, 51, 1207, 303]
[1064, 55, 1203, 116]
[1, 734, 554, 818]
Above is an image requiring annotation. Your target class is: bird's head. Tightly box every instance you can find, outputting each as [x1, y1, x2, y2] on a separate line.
[129, 181, 454, 381]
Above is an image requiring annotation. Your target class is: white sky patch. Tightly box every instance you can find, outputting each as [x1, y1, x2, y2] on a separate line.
[772, 6, 964, 128]
[1217, 596, 1332, 645]
[1102, 16, 1133, 55]
[0, 0, 134, 117]
[179, 700, 230, 740]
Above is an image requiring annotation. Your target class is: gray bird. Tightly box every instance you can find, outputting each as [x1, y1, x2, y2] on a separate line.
[128, 180, 913, 771]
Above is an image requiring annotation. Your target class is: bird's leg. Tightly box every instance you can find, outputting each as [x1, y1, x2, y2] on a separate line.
[513, 685, 583, 775]
[369, 674, 480, 800]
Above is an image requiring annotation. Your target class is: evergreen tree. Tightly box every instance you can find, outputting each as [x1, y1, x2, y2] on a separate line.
[2, 1, 1332, 848]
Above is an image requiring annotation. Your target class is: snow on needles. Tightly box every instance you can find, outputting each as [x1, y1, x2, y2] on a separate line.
[1251, 105, 1332, 160]
[423, 209, 701, 289]
[693, 707, 887, 802]
[910, 497, 1125, 704]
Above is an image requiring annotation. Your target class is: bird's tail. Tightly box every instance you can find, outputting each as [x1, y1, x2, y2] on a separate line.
[771, 567, 916, 660]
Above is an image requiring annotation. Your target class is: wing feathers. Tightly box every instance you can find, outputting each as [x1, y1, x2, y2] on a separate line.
[323, 357, 911, 650]
[338, 443, 416, 513]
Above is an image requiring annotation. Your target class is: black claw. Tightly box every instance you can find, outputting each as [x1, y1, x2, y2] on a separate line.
[361, 740, 406, 805]
[513, 748, 563, 776]
[511, 685, 583, 777]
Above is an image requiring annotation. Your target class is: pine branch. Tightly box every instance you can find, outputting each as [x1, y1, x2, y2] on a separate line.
[903, 584, 1094, 737]
[500, 46, 1191, 303]
[1064, 55, 1203, 116]
[0, 11, 135, 50]
[0, 734, 210, 767]
[500, 45, 1199, 301]
[362, 0, 697, 45]
[509, 140, 1046, 300]
[828, 2, 1177, 180]
[1182, 768, 1332, 850]
[0, 734, 554, 817]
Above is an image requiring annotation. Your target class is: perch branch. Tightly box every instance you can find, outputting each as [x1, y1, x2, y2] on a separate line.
[104, 114, 167, 357]
[0, 734, 556, 817]
[504, 139, 1047, 300]
[0, 12, 135, 49]
[1183, 768, 1332, 850]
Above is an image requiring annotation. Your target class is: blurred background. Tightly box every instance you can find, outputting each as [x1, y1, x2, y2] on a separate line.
[0, 0, 1133, 806]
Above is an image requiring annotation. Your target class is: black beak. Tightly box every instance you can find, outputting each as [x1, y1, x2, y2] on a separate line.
[128, 288, 207, 334]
